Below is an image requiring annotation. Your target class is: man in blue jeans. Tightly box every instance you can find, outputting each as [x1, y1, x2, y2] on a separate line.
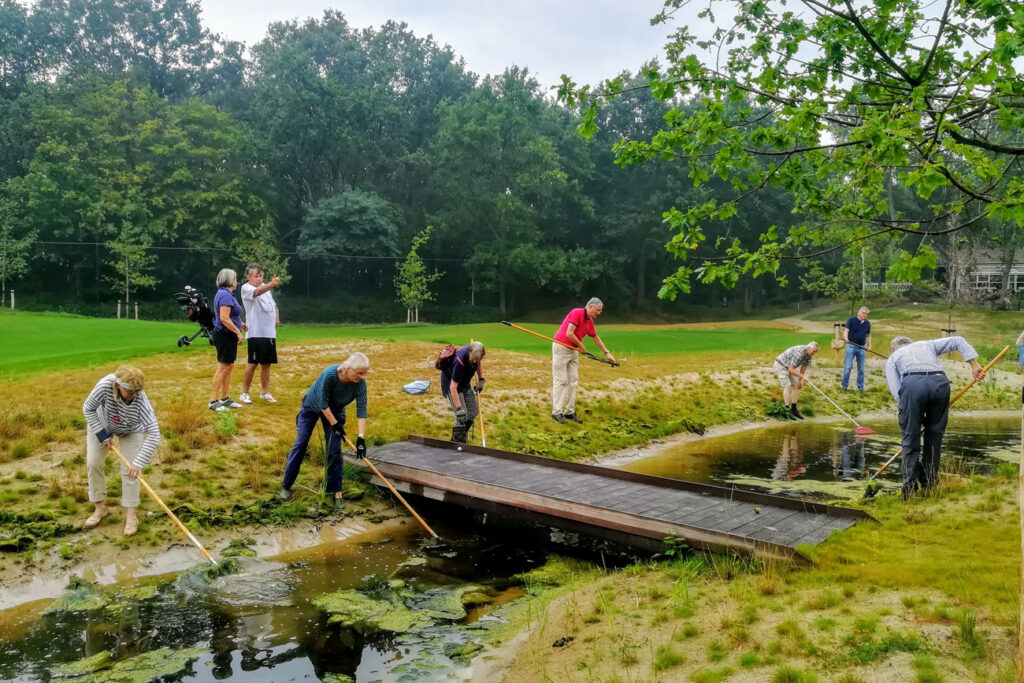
[280, 353, 369, 510]
[842, 306, 872, 392]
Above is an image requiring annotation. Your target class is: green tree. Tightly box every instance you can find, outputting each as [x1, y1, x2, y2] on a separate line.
[0, 194, 33, 305]
[395, 226, 442, 322]
[562, 0, 1024, 299]
[299, 188, 400, 258]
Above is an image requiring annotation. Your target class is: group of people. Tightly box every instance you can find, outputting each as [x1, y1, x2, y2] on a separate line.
[773, 306, 987, 498]
[208, 264, 282, 412]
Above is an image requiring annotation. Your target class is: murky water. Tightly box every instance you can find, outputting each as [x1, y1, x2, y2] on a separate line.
[621, 414, 1021, 497]
[0, 520, 548, 682]
[2, 415, 1018, 681]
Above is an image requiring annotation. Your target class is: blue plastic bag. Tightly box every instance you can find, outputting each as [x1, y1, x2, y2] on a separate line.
[403, 380, 430, 395]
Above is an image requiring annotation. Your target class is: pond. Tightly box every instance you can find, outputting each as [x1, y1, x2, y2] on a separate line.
[620, 413, 1021, 499]
[2, 414, 1018, 681]
[0, 520, 551, 683]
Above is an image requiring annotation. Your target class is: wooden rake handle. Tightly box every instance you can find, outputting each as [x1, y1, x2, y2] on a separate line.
[109, 444, 217, 565]
[870, 345, 1011, 479]
[344, 436, 439, 539]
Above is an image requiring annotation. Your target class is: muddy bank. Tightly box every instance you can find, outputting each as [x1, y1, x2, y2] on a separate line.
[0, 505, 414, 611]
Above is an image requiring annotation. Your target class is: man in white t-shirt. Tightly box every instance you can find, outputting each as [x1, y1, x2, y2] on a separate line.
[239, 263, 281, 404]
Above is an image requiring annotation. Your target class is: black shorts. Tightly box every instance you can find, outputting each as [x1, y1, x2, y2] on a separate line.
[213, 327, 238, 364]
[247, 337, 278, 365]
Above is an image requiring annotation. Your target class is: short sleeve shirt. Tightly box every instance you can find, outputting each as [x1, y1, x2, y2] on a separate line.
[212, 287, 242, 331]
[845, 316, 871, 345]
[775, 345, 813, 369]
[554, 308, 596, 345]
[440, 345, 480, 397]
[241, 282, 277, 339]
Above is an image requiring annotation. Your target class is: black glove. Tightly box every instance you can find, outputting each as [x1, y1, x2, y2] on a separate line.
[474, 377, 485, 394]
[356, 436, 367, 458]
[331, 423, 346, 440]
[454, 405, 467, 425]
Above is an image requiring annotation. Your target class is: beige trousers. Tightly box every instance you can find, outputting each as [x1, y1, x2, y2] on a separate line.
[551, 342, 580, 415]
[86, 431, 142, 507]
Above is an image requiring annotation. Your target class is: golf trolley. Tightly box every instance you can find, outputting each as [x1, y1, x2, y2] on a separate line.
[172, 285, 216, 347]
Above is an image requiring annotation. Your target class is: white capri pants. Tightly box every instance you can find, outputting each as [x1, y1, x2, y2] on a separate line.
[86, 431, 143, 508]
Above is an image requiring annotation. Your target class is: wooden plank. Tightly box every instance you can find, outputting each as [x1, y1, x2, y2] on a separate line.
[398, 436, 876, 522]
[372, 460, 811, 564]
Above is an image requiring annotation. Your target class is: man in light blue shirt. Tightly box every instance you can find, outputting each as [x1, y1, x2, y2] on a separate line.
[884, 336, 985, 497]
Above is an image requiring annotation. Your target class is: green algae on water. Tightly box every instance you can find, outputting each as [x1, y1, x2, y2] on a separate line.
[44, 576, 110, 614]
[51, 651, 113, 678]
[311, 589, 432, 633]
[58, 647, 207, 683]
[221, 538, 258, 558]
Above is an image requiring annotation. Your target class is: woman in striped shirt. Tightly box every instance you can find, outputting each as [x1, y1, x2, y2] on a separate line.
[81, 365, 161, 536]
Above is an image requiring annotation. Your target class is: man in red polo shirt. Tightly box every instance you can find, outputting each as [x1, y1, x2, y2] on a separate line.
[552, 297, 616, 423]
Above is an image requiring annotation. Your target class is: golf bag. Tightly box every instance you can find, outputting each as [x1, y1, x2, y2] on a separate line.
[172, 285, 216, 347]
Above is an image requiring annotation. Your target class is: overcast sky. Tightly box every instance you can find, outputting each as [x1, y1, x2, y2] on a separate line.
[197, 0, 680, 90]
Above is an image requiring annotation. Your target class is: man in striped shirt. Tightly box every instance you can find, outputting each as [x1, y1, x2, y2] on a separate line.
[772, 342, 819, 420]
[884, 336, 985, 497]
[82, 365, 161, 536]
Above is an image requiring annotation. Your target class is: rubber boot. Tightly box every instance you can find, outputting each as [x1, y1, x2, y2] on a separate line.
[791, 403, 804, 420]
[451, 425, 469, 443]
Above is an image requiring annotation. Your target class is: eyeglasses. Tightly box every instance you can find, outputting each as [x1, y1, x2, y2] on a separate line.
[118, 385, 140, 396]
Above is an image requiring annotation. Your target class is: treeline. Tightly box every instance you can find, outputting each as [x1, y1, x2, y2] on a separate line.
[0, 0, 807, 321]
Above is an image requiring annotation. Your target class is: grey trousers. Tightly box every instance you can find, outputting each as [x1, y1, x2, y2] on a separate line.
[897, 373, 950, 496]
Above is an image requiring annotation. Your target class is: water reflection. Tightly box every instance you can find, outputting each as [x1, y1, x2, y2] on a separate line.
[621, 414, 1020, 496]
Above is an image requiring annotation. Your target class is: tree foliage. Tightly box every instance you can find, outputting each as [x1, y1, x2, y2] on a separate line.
[395, 226, 442, 321]
[561, 0, 1024, 299]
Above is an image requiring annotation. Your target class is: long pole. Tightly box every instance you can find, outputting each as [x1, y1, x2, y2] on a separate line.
[499, 320, 619, 366]
[110, 444, 218, 566]
[471, 338, 487, 448]
[344, 436, 439, 539]
[869, 345, 1010, 480]
[844, 340, 889, 360]
[804, 379, 875, 434]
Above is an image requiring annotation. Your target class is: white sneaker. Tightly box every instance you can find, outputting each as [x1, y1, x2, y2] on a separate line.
[209, 400, 230, 412]
[239, 392, 253, 404]
[223, 397, 243, 409]
[260, 393, 277, 403]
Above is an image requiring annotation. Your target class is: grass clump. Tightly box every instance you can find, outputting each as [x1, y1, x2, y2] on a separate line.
[771, 666, 820, 683]
[652, 644, 685, 671]
[212, 411, 237, 439]
[843, 631, 923, 666]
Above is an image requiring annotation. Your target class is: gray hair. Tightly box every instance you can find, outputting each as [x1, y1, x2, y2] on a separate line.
[890, 335, 913, 349]
[467, 341, 486, 362]
[216, 268, 237, 288]
[859, 306, 870, 314]
[585, 297, 604, 308]
[245, 263, 263, 277]
[339, 352, 370, 373]
[807, 341, 819, 351]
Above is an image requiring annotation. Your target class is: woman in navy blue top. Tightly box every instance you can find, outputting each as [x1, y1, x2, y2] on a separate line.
[440, 341, 485, 443]
[209, 268, 247, 411]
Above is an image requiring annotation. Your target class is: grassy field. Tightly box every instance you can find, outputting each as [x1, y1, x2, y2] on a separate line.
[0, 310, 829, 381]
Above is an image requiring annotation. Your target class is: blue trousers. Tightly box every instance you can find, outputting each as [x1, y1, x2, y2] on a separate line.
[842, 345, 866, 390]
[281, 409, 344, 493]
[898, 373, 950, 496]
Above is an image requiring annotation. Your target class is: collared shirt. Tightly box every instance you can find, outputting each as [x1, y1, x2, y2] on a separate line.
[554, 308, 596, 346]
[241, 282, 277, 339]
[884, 337, 979, 402]
[1016, 330, 1024, 347]
[845, 316, 871, 345]
[775, 345, 813, 370]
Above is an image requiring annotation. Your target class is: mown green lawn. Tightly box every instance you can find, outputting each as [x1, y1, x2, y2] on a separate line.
[0, 310, 827, 380]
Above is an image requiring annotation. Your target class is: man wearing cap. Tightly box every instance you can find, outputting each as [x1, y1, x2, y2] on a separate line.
[885, 336, 985, 497]
[81, 365, 161, 536]
[551, 298, 616, 424]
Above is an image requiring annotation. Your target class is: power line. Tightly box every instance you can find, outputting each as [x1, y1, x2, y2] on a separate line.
[27, 241, 465, 263]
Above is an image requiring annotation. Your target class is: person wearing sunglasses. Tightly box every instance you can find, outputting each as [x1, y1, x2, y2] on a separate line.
[81, 364, 161, 536]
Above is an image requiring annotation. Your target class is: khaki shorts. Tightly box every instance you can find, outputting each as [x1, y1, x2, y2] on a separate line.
[774, 362, 799, 388]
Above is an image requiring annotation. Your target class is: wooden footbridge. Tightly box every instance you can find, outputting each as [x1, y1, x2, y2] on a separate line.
[368, 437, 875, 565]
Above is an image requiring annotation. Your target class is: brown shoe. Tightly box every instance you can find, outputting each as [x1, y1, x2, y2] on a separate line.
[84, 509, 107, 529]
[123, 517, 138, 536]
